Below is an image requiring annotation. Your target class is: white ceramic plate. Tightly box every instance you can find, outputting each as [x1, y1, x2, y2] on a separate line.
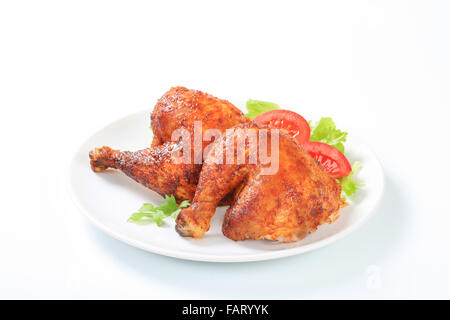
[69, 110, 384, 262]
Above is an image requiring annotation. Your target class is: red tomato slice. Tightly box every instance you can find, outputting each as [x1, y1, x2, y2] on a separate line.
[252, 109, 311, 143]
[301, 141, 351, 178]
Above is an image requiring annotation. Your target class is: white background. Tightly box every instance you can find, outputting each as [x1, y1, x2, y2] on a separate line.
[0, 0, 449, 299]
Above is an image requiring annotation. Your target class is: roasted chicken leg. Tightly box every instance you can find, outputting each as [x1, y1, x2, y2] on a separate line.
[90, 86, 248, 202]
[175, 123, 343, 242]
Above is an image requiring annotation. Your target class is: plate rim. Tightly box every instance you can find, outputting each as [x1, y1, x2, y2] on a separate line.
[68, 109, 385, 263]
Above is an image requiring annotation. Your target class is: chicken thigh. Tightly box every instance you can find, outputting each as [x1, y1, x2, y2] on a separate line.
[151, 86, 248, 147]
[175, 123, 343, 242]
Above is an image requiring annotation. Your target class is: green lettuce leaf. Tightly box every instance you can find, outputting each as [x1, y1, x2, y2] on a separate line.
[138, 203, 157, 212]
[339, 161, 363, 197]
[309, 117, 348, 153]
[170, 200, 190, 219]
[245, 99, 280, 119]
[127, 211, 155, 225]
[156, 195, 178, 214]
[152, 210, 166, 227]
[127, 196, 190, 226]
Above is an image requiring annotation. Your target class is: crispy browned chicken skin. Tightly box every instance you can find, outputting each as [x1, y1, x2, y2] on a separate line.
[151, 86, 248, 147]
[90, 87, 248, 201]
[90, 143, 201, 200]
[176, 123, 343, 242]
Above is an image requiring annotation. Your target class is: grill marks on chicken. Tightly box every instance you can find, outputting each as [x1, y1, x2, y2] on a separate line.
[89, 86, 249, 202]
[176, 123, 343, 242]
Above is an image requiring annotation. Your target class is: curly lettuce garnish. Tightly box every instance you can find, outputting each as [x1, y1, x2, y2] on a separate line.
[339, 161, 363, 197]
[309, 117, 348, 153]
